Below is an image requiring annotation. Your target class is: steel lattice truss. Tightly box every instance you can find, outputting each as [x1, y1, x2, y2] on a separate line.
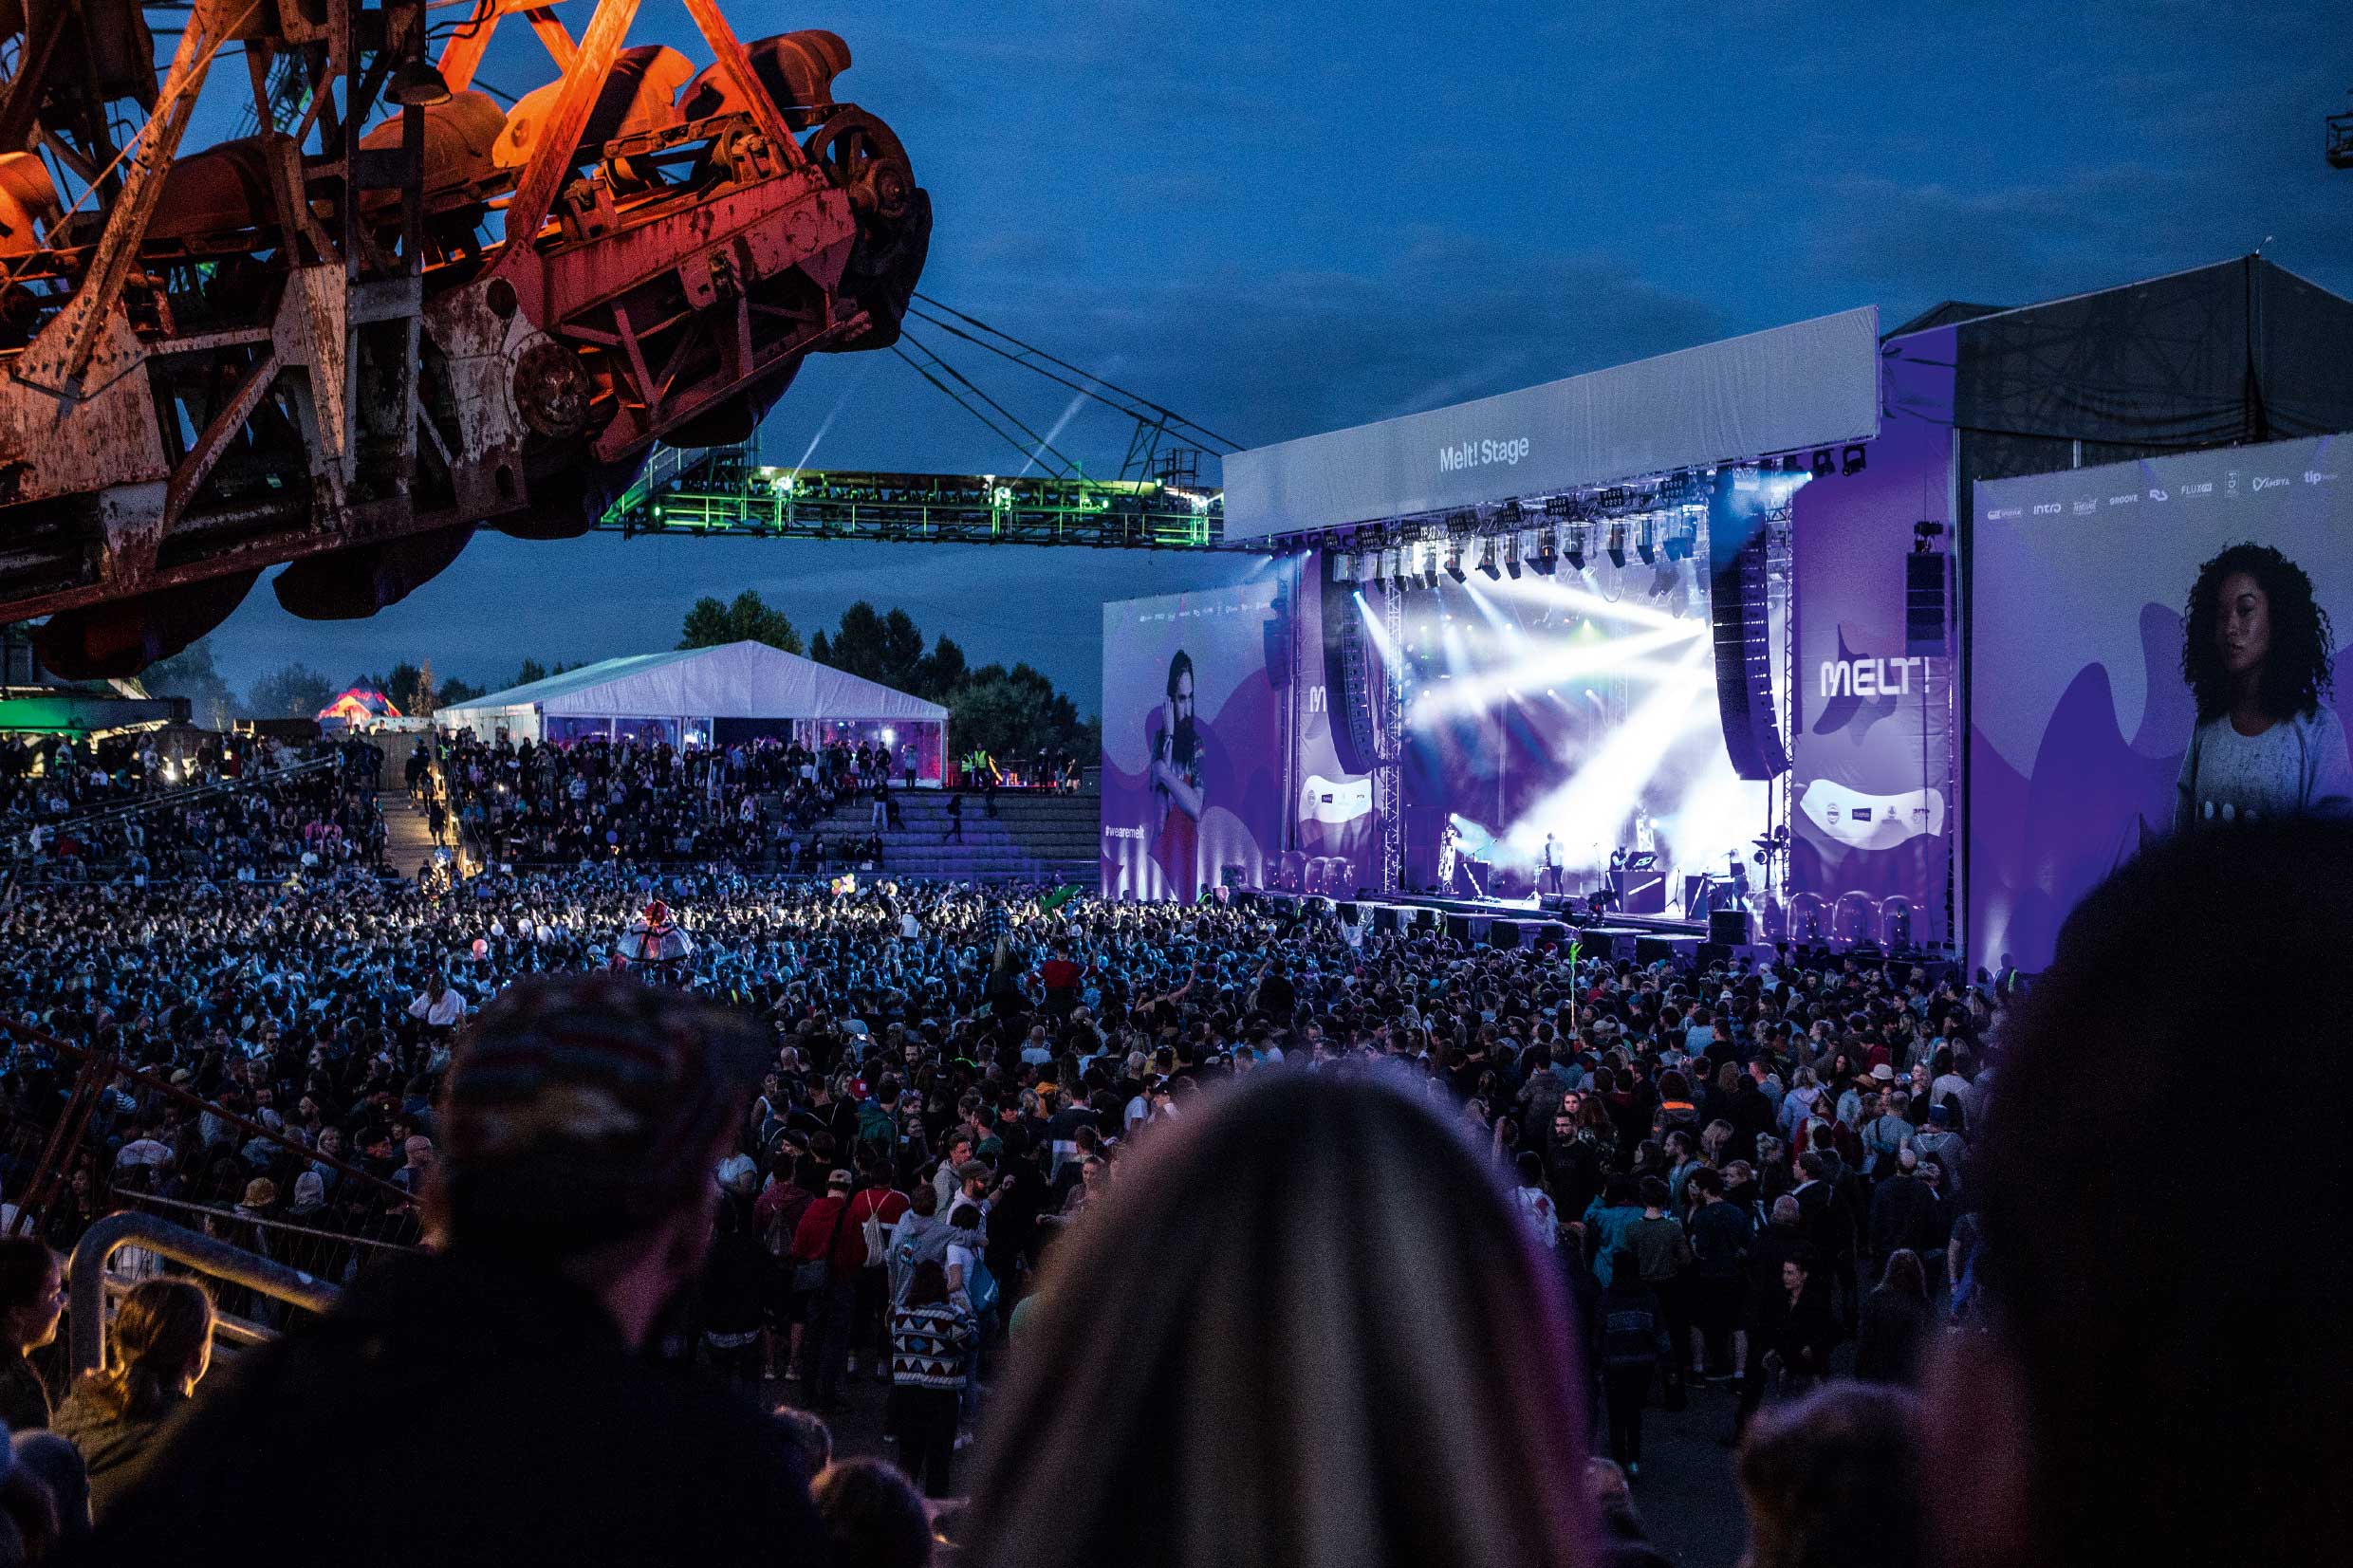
[596, 439, 1236, 549]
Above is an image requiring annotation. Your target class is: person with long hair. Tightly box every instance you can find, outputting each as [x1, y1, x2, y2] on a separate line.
[964, 1071, 1596, 1568]
[51, 1279, 215, 1522]
[2175, 542, 2353, 830]
[1854, 1248, 1932, 1388]
[1149, 649, 1206, 899]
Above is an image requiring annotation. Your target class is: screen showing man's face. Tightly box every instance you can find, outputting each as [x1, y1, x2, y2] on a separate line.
[1169, 670, 1197, 766]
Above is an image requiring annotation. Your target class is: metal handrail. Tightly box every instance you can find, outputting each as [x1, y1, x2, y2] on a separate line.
[67, 1212, 341, 1374]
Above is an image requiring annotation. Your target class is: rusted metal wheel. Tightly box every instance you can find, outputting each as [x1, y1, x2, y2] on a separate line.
[512, 339, 596, 441]
[805, 108, 913, 222]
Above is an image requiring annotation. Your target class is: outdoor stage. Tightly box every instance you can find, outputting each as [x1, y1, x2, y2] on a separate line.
[1261, 887, 1766, 969]
[1103, 261, 2353, 967]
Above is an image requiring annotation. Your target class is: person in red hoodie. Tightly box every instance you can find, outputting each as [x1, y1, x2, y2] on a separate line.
[1036, 939, 1084, 1018]
[842, 1154, 910, 1385]
[790, 1170, 861, 1414]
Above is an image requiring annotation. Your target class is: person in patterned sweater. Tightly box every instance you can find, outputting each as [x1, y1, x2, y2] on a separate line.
[888, 1260, 974, 1498]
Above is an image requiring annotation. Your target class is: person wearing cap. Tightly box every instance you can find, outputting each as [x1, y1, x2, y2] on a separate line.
[92, 974, 829, 1567]
[790, 1167, 865, 1415]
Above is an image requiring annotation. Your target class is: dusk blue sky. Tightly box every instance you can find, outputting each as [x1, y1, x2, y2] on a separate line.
[203, 0, 2353, 711]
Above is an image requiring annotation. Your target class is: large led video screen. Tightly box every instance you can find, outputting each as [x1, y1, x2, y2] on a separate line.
[1969, 433, 2353, 968]
[1100, 576, 1289, 900]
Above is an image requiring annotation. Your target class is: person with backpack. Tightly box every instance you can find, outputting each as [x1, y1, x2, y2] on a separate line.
[754, 1149, 816, 1381]
[1625, 1176, 1694, 1404]
[1597, 1247, 1667, 1476]
[1686, 1165, 1754, 1381]
[844, 1154, 910, 1383]
[790, 1170, 862, 1414]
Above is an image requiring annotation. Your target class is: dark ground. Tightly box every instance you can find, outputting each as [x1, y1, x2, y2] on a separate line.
[762, 1346, 1754, 1567]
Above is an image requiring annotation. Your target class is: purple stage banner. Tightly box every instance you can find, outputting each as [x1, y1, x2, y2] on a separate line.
[1787, 326, 1957, 946]
[1100, 576, 1290, 900]
[1968, 432, 2353, 970]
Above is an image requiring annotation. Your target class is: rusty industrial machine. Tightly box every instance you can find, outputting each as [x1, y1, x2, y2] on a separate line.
[0, 0, 928, 676]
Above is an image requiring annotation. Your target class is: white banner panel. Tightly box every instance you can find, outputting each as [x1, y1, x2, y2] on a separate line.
[1222, 306, 1881, 540]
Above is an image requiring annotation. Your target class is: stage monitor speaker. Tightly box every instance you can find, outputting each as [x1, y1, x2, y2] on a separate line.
[1336, 901, 1361, 925]
[1707, 471, 1788, 781]
[1490, 920, 1521, 950]
[1445, 914, 1473, 944]
[1413, 908, 1437, 929]
[1539, 922, 1569, 945]
[1906, 551, 1949, 659]
[1710, 909, 1751, 946]
[1373, 905, 1399, 933]
[1635, 935, 1677, 964]
[1695, 941, 1732, 969]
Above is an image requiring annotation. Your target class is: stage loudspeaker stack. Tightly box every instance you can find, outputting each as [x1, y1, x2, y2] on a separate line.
[1414, 908, 1437, 930]
[1695, 942, 1732, 969]
[1373, 906, 1399, 933]
[1445, 914, 1473, 944]
[1539, 922, 1569, 945]
[1336, 901, 1361, 925]
[1490, 920, 1521, 950]
[1710, 909, 1751, 946]
[1635, 935, 1677, 965]
[1708, 471, 1789, 781]
[1906, 551, 1949, 658]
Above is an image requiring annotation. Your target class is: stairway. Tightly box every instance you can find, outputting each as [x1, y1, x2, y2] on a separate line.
[379, 787, 443, 879]
[794, 788, 1097, 885]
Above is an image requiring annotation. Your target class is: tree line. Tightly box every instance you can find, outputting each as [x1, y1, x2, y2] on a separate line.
[130, 590, 1098, 765]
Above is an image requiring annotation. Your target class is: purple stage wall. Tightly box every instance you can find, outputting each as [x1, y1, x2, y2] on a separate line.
[1099, 575, 1291, 900]
[1967, 432, 2353, 970]
[1787, 326, 1958, 946]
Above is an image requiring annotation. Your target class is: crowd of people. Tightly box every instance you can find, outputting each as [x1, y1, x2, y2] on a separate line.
[0, 796, 2328, 1566]
[428, 731, 911, 873]
[1, 736, 385, 886]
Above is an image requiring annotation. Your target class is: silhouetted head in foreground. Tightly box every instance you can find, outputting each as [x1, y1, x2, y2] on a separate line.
[967, 1068, 1594, 1568]
[1930, 819, 2353, 1568]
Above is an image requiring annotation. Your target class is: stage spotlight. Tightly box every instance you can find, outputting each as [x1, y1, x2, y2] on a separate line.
[1637, 522, 1656, 565]
[1505, 535, 1523, 580]
[1477, 538, 1501, 580]
[1809, 449, 1836, 479]
[1566, 527, 1586, 572]
[1331, 551, 1353, 582]
[1605, 526, 1626, 569]
[1533, 531, 1558, 576]
[1423, 547, 1441, 589]
[1842, 443, 1868, 476]
[1445, 542, 1466, 583]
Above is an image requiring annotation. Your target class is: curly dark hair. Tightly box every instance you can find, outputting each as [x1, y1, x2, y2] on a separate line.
[2181, 542, 2335, 724]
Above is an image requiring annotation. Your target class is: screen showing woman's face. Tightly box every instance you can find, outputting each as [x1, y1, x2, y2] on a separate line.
[2216, 570, 2272, 678]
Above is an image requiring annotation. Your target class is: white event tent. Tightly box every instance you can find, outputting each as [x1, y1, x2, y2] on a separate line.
[434, 641, 949, 782]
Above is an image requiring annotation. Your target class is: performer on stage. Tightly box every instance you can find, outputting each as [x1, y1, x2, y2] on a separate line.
[1538, 832, 1564, 896]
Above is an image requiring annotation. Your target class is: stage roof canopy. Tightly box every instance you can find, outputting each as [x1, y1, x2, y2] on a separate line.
[435, 641, 948, 729]
[1221, 305, 1881, 541]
